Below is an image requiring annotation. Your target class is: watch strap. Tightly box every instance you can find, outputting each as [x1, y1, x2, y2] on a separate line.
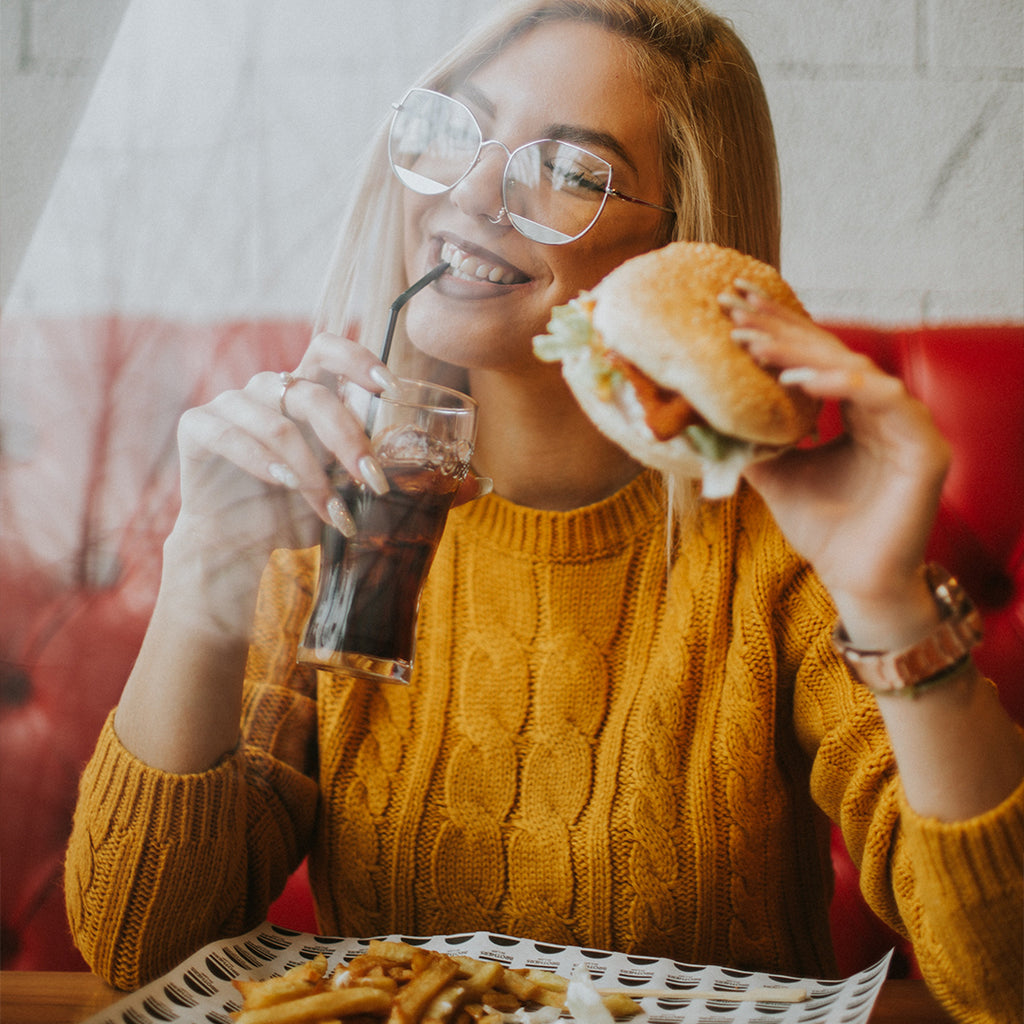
[832, 564, 984, 697]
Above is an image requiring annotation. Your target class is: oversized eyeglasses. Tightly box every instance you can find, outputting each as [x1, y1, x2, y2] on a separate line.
[388, 88, 674, 245]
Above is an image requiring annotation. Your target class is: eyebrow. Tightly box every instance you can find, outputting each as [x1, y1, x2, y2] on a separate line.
[452, 81, 639, 175]
[542, 124, 638, 174]
[453, 81, 496, 119]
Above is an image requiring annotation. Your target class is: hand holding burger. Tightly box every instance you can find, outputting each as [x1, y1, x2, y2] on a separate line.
[533, 241, 819, 498]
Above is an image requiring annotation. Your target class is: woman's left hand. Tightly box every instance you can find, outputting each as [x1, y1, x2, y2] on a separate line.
[727, 283, 951, 647]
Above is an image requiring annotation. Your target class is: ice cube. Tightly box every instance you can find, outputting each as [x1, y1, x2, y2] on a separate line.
[375, 426, 471, 475]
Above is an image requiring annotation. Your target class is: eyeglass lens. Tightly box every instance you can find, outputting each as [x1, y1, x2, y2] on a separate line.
[389, 89, 613, 244]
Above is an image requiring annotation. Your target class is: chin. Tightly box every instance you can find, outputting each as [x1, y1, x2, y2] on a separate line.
[403, 303, 541, 374]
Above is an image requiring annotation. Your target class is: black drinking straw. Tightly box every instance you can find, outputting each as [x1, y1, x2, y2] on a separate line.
[379, 260, 450, 366]
[364, 260, 449, 438]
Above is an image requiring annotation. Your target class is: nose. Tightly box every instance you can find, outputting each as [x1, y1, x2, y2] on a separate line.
[449, 139, 511, 225]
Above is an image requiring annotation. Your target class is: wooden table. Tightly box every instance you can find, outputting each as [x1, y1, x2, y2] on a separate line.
[0, 972, 957, 1023]
[2, 973, 120, 1024]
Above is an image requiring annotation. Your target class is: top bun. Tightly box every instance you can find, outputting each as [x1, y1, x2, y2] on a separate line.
[591, 241, 817, 446]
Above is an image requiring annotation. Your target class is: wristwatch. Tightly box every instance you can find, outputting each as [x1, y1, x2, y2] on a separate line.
[831, 564, 984, 697]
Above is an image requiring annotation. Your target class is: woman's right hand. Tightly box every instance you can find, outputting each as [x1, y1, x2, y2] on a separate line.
[113, 332, 400, 773]
[169, 332, 398, 606]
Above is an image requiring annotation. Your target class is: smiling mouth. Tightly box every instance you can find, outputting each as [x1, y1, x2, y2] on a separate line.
[441, 241, 529, 286]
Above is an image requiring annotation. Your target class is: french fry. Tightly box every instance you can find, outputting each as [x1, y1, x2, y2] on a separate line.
[348, 955, 406, 977]
[232, 956, 330, 1010]
[367, 940, 421, 964]
[478, 990, 521, 1013]
[421, 982, 465, 1024]
[598, 986, 807, 1004]
[495, 968, 541, 1002]
[597, 993, 642, 1017]
[236, 986, 393, 1024]
[387, 951, 462, 1024]
[527, 987, 565, 1009]
[463, 1004, 504, 1024]
[344, 956, 409, 990]
[231, 943, 645, 1024]
[519, 969, 568, 994]
[454, 956, 506, 996]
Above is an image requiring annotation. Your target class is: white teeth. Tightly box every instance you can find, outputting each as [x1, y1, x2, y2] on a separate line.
[441, 242, 520, 286]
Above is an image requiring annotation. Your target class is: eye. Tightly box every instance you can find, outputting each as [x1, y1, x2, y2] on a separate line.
[544, 145, 610, 199]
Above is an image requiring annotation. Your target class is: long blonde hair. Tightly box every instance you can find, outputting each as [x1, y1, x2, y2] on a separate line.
[314, 0, 780, 380]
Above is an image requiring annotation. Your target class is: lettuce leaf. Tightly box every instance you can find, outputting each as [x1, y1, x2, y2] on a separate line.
[532, 296, 595, 362]
[683, 423, 753, 463]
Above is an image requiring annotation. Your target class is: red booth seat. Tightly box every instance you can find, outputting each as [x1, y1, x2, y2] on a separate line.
[820, 324, 1024, 977]
[1, 316, 1021, 976]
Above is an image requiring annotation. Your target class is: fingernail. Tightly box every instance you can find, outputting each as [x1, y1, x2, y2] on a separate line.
[473, 476, 493, 497]
[370, 365, 400, 391]
[717, 291, 751, 314]
[268, 462, 299, 489]
[733, 277, 769, 299]
[731, 328, 773, 346]
[779, 367, 818, 385]
[358, 455, 390, 495]
[327, 496, 357, 537]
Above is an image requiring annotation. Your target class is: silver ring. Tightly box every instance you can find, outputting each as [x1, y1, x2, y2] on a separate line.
[278, 371, 310, 417]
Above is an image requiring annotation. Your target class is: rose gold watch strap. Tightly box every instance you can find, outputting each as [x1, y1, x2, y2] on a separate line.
[831, 565, 985, 697]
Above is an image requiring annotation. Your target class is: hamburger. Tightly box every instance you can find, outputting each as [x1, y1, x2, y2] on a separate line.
[533, 241, 819, 498]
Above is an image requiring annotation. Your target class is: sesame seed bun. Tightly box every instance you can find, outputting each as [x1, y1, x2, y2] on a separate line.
[590, 241, 817, 446]
[533, 241, 820, 498]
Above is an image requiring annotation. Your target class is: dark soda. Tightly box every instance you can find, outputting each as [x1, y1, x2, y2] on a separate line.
[298, 463, 463, 681]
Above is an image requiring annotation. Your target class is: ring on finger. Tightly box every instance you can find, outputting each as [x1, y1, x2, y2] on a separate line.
[278, 371, 316, 417]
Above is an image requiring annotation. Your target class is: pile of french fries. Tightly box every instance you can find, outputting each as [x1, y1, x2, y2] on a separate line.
[232, 939, 641, 1024]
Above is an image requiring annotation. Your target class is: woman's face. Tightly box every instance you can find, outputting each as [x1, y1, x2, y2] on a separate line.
[401, 20, 670, 373]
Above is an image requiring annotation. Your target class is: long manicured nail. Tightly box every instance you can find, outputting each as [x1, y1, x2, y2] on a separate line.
[268, 462, 299, 489]
[473, 476, 493, 497]
[327, 496, 357, 537]
[733, 277, 769, 299]
[778, 367, 818, 385]
[370, 365, 400, 391]
[358, 455, 390, 495]
[731, 328, 773, 346]
[717, 291, 751, 314]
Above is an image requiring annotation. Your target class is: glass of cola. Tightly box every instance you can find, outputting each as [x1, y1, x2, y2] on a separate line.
[297, 379, 477, 683]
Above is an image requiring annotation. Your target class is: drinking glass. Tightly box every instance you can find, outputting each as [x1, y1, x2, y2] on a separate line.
[297, 379, 477, 683]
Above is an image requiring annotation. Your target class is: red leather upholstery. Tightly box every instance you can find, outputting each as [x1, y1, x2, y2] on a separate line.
[821, 324, 1024, 977]
[0, 316, 310, 969]
[1, 318, 1020, 974]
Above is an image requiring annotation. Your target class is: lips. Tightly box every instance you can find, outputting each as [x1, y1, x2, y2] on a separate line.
[440, 240, 529, 286]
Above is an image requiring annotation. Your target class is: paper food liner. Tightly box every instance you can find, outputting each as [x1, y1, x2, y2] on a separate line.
[83, 926, 893, 1024]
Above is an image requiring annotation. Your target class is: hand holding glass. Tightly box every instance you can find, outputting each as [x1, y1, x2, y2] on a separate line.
[298, 380, 477, 683]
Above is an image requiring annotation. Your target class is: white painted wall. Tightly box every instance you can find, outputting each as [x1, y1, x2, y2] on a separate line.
[3, 0, 1022, 325]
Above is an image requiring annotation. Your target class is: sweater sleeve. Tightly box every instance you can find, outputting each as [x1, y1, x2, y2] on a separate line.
[784, 571, 1024, 1024]
[892, 773, 1024, 1024]
[64, 548, 321, 989]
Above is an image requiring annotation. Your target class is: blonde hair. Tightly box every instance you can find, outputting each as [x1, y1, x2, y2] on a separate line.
[315, 0, 780, 379]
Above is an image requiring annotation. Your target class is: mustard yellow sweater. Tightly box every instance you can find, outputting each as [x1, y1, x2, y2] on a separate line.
[66, 473, 1023, 1022]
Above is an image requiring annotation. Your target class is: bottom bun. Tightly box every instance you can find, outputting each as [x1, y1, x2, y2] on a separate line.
[560, 349, 775, 499]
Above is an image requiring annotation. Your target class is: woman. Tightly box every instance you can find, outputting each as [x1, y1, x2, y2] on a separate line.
[66, 2, 1023, 1021]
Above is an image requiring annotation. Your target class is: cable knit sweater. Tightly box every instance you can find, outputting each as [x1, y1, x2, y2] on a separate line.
[66, 472, 1023, 1023]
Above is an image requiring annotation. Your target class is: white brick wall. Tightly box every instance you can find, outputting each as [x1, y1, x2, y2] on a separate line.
[719, 0, 1024, 321]
[4, 0, 1022, 324]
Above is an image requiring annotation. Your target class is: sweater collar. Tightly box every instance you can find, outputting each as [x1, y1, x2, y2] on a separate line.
[447, 468, 667, 559]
